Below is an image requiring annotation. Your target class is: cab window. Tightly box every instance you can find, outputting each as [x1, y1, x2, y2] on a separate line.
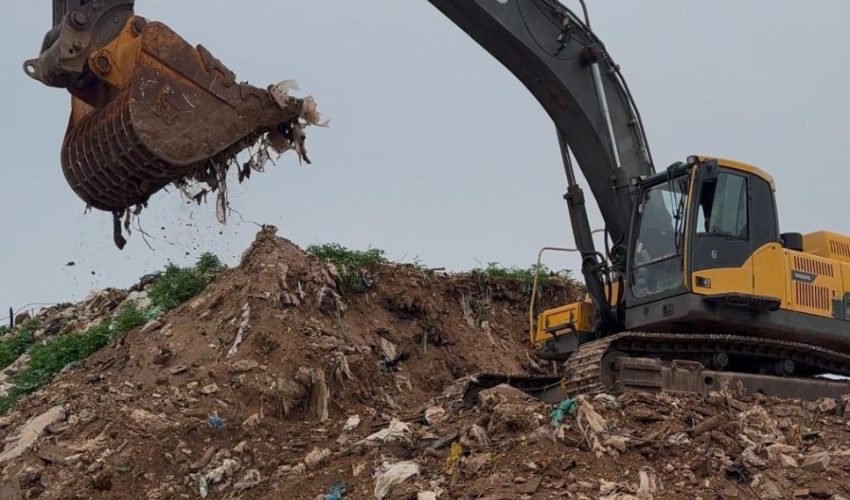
[696, 172, 748, 239]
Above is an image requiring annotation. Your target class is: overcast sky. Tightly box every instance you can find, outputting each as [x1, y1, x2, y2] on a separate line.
[2, 1, 848, 322]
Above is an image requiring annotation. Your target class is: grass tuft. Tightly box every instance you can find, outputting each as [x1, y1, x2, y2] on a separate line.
[148, 252, 226, 310]
[472, 262, 573, 294]
[306, 243, 387, 269]
[0, 330, 36, 372]
[307, 243, 387, 293]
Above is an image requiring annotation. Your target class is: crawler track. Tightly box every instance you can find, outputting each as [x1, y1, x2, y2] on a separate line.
[562, 331, 850, 397]
[463, 331, 850, 404]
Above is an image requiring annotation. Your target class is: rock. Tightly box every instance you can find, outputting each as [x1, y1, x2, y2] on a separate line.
[377, 337, 400, 363]
[766, 443, 797, 460]
[343, 415, 361, 432]
[465, 453, 490, 475]
[818, 398, 838, 414]
[418, 493, 437, 500]
[35, 443, 72, 463]
[424, 407, 445, 426]
[576, 480, 595, 490]
[742, 448, 767, 468]
[513, 476, 527, 484]
[141, 319, 162, 333]
[0, 405, 66, 464]
[13, 311, 31, 326]
[127, 290, 152, 310]
[129, 409, 172, 432]
[304, 447, 330, 469]
[800, 451, 831, 472]
[201, 383, 219, 395]
[167, 364, 188, 376]
[227, 359, 259, 374]
[762, 479, 782, 500]
[779, 454, 798, 468]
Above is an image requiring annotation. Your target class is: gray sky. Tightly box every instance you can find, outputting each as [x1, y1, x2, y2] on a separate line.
[2, 1, 849, 321]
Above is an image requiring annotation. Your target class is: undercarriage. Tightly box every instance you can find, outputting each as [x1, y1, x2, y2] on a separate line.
[462, 332, 850, 405]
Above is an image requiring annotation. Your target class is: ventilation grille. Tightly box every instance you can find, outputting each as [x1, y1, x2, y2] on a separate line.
[829, 238, 850, 260]
[794, 282, 831, 311]
[793, 255, 835, 278]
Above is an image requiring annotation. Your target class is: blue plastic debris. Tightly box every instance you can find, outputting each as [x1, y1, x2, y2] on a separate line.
[324, 480, 345, 500]
[207, 413, 226, 432]
[551, 397, 577, 427]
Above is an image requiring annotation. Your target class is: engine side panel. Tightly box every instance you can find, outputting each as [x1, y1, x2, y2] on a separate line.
[803, 231, 850, 265]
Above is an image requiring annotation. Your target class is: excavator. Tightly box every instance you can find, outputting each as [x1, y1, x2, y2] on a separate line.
[24, 0, 850, 403]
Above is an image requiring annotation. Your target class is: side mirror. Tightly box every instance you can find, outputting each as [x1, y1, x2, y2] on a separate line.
[701, 159, 719, 183]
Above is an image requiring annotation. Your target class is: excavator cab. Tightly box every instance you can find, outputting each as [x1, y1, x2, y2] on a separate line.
[534, 155, 784, 360]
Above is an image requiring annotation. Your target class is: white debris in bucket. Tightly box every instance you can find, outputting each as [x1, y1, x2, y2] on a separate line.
[269, 79, 330, 126]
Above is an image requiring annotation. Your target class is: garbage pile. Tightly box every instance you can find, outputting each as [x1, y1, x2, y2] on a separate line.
[1, 227, 849, 499]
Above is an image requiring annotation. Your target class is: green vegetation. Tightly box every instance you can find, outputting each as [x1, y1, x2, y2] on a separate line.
[0, 330, 36, 371]
[0, 303, 153, 414]
[472, 262, 574, 293]
[306, 242, 575, 296]
[148, 252, 226, 310]
[0, 254, 225, 416]
[306, 242, 388, 293]
[306, 243, 388, 269]
[0, 319, 41, 372]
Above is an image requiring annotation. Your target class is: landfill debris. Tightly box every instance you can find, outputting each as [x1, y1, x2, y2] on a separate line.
[1, 227, 850, 499]
[0, 405, 65, 464]
[323, 481, 346, 500]
[374, 460, 420, 499]
[343, 415, 361, 432]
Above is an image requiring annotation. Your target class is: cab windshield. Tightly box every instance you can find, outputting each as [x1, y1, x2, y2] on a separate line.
[630, 175, 690, 299]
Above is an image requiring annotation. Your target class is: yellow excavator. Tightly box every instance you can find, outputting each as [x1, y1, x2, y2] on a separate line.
[24, 0, 850, 403]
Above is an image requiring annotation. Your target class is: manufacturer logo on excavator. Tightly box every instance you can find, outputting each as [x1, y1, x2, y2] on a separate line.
[791, 270, 816, 283]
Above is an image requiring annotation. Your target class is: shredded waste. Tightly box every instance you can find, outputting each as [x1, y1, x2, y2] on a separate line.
[111, 79, 329, 248]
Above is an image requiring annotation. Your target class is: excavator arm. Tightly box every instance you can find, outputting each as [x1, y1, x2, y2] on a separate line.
[26, 0, 653, 331]
[428, 0, 654, 244]
[424, 0, 656, 331]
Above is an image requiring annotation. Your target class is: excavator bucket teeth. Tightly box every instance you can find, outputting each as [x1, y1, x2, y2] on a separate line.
[61, 18, 307, 213]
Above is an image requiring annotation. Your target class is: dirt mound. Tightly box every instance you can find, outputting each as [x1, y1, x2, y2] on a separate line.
[3, 227, 850, 500]
[0, 226, 579, 499]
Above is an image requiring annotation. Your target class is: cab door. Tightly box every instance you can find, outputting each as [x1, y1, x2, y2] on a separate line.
[690, 164, 754, 295]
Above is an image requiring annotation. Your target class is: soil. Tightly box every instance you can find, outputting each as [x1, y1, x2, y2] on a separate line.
[2, 226, 850, 500]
